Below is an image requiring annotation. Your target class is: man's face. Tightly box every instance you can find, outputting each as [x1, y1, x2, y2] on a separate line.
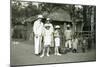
[38, 18, 42, 21]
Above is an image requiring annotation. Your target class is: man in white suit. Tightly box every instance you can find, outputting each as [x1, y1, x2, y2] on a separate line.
[33, 15, 44, 55]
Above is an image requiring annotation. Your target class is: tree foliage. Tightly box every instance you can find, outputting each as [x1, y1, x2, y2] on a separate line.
[11, 0, 95, 28]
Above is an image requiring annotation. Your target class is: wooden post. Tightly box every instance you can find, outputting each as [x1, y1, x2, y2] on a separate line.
[91, 6, 95, 49]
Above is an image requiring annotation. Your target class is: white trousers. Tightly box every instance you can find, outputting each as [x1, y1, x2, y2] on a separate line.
[34, 36, 42, 54]
[65, 40, 72, 48]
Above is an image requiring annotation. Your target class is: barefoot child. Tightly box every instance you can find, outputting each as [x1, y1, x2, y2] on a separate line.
[72, 35, 78, 53]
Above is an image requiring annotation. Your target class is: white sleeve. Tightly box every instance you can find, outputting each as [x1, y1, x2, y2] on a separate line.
[41, 23, 45, 36]
[33, 21, 37, 34]
[50, 24, 54, 33]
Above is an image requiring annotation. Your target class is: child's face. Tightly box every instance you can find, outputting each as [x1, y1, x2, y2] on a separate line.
[45, 26, 50, 30]
[55, 28, 60, 30]
[46, 21, 50, 24]
[67, 27, 70, 30]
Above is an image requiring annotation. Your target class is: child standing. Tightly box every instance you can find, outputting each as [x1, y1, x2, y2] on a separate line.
[82, 37, 87, 53]
[40, 18, 54, 57]
[72, 35, 78, 53]
[54, 25, 61, 56]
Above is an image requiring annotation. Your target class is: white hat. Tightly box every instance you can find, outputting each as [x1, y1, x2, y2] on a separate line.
[44, 24, 51, 27]
[55, 25, 60, 28]
[37, 15, 43, 19]
[46, 18, 50, 20]
[67, 24, 70, 27]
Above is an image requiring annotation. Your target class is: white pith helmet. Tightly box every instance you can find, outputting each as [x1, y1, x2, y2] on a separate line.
[55, 25, 60, 28]
[37, 15, 44, 19]
[67, 24, 70, 27]
[46, 18, 50, 21]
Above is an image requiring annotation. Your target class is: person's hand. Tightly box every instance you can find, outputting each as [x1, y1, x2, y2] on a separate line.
[36, 36, 38, 38]
[35, 34, 38, 38]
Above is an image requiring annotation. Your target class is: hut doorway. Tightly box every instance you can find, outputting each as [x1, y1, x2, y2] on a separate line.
[83, 23, 91, 31]
[82, 22, 91, 38]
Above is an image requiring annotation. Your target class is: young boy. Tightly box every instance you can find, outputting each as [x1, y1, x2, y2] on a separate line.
[81, 37, 87, 53]
[54, 25, 61, 56]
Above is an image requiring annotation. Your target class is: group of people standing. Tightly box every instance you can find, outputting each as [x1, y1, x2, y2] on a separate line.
[33, 15, 62, 57]
[33, 15, 87, 58]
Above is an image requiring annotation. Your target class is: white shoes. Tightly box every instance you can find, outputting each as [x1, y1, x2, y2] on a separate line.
[40, 54, 50, 58]
[57, 53, 61, 56]
[40, 54, 44, 58]
[40, 53, 61, 58]
[47, 54, 50, 57]
[55, 53, 61, 56]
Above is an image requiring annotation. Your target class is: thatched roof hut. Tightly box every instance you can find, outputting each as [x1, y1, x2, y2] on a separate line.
[48, 8, 72, 22]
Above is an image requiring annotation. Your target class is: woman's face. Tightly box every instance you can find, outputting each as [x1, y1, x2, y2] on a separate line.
[46, 20, 50, 23]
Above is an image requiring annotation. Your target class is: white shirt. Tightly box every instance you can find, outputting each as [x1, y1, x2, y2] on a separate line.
[54, 30, 60, 38]
[64, 29, 72, 40]
[33, 20, 43, 36]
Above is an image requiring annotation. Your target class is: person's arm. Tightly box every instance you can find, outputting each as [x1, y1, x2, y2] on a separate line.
[54, 31, 56, 37]
[33, 21, 37, 35]
[50, 24, 54, 33]
[42, 24, 45, 36]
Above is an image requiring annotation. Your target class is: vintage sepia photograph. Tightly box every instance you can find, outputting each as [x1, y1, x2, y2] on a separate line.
[10, 0, 96, 66]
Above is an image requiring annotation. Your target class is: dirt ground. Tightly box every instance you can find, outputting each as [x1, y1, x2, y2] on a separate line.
[10, 40, 96, 66]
